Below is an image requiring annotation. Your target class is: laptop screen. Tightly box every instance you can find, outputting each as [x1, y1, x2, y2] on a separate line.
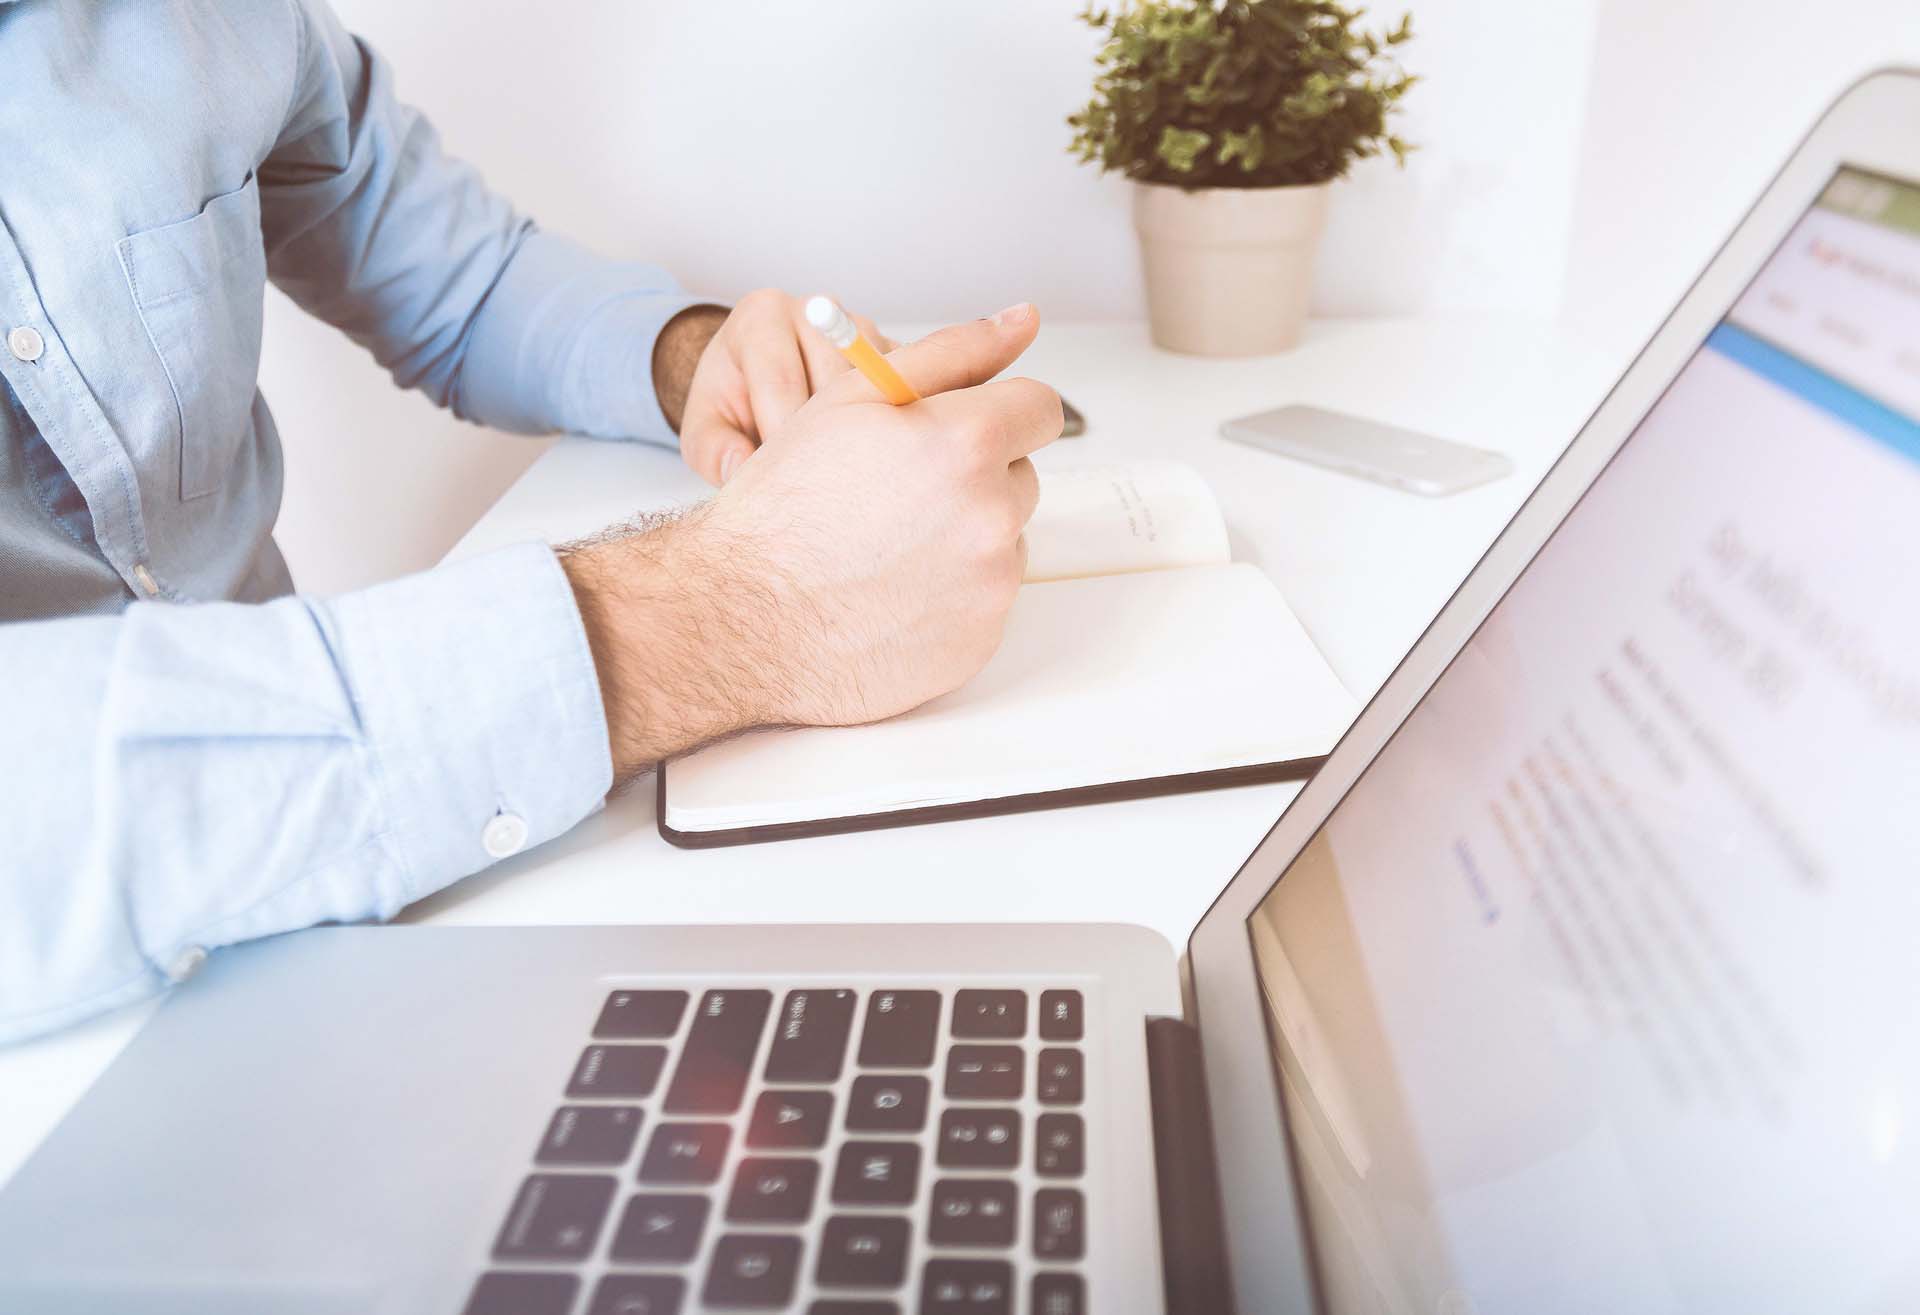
[1247, 166, 1920, 1314]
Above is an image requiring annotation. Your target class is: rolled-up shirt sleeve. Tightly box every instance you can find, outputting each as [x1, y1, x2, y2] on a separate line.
[261, 0, 701, 444]
[0, 542, 612, 1043]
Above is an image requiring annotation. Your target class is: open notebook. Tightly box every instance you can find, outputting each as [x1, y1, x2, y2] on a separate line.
[659, 461, 1358, 846]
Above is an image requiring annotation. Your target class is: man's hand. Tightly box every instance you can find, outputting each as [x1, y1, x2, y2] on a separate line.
[564, 303, 1058, 782]
[666, 288, 893, 486]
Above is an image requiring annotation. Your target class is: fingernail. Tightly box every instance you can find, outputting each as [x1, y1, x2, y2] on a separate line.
[720, 448, 742, 483]
[990, 302, 1032, 327]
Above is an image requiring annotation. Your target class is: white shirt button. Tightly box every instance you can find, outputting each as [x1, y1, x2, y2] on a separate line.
[166, 945, 208, 983]
[7, 325, 44, 363]
[481, 811, 529, 859]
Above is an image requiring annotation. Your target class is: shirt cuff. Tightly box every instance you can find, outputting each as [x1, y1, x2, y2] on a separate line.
[324, 540, 614, 904]
[456, 229, 704, 444]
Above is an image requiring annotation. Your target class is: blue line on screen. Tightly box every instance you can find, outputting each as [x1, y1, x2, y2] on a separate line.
[1707, 322, 1920, 466]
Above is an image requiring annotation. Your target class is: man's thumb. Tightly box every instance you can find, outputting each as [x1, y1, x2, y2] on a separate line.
[884, 303, 1040, 399]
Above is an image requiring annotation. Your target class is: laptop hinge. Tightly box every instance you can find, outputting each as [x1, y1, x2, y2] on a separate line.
[1145, 1015, 1237, 1315]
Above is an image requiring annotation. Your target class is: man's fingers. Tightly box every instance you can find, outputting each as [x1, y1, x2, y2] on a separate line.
[1008, 455, 1041, 527]
[677, 390, 727, 485]
[677, 291, 901, 486]
[687, 422, 752, 483]
[877, 302, 1041, 400]
[793, 306, 893, 386]
[795, 331, 845, 394]
[988, 376, 1065, 458]
[919, 375, 1063, 461]
[681, 410, 755, 487]
[851, 311, 895, 353]
[737, 318, 811, 443]
[715, 436, 756, 484]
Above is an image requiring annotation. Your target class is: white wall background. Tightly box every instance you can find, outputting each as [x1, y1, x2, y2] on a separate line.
[1567, 0, 1920, 355]
[263, 0, 1917, 594]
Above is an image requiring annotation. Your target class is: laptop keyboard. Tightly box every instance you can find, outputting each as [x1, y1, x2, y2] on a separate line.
[465, 985, 1092, 1315]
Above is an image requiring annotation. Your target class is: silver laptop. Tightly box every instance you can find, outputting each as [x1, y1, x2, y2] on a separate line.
[4, 69, 1919, 1315]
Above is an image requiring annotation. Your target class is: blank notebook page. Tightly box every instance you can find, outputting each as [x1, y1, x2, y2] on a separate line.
[664, 563, 1358, 833]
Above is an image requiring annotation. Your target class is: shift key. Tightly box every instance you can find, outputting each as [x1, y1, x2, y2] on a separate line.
[664, 990, 772, 1114]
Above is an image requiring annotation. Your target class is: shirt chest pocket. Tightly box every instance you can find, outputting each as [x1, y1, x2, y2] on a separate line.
[117, 173, 267, 501]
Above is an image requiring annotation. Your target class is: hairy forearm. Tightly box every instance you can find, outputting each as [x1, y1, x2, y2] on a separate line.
[558, 510, 783, 783]
[650, 304, 730, 433]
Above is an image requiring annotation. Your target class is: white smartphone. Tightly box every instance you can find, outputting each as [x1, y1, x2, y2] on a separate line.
[1220, 404, 1514, 495]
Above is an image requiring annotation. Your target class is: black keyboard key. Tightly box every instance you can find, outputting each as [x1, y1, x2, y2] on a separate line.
[929, 1178, 1017, 1247]
[1037, 1049, 1083, 1105]
[704, 1234, 802, 1308]
[746, 1089, 834, 1149]
[1038, 990, 1083, 1041]
[1035, 1113, 1084, 1177]
[589, 1273, 685, 1315]
[951, 990, 1026, 1039]
[811, 1302, 899, 1315]
[534, 1105, 643, 1166]
[492, 1173, 616, 1262]
[1032, 1272, 1087, 1315]
[465, 1272, 579, 1315]
[1033, 1188, 1085, 1261]
[937, 1107, 1021, 1169]
[638, 1122, 730, 1184]
[593, 989, 689, 1039]
[609, 1193, 709, 1263]
[664, 989, 772, 1114]
[921, 1259, 1013, 1314]
[726, 1156, 820, 1223]
[857, 990, 941, 1068]
[567, 1044, 667, 1099]
[765, 988, 857, 1082]
[831, 1140, 921, 1205]
[944, 1046, 1023, 1101]
[845, 1075, 929, 1132]
[815, 1214, 911, 1288]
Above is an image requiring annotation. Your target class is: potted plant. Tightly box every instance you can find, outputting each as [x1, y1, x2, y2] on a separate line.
[1070, 0, 1416, 355]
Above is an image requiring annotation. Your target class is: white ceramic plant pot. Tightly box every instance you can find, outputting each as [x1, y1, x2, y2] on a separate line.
[1132, 180, 1331, 356]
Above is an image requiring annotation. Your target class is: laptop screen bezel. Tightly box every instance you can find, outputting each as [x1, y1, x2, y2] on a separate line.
[1179, 67, 1920, 1314]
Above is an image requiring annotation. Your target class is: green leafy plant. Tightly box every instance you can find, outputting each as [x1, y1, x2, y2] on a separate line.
[1069, 0, 1416, 190]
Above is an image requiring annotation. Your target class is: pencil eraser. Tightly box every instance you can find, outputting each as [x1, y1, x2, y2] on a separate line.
[804, 295, 838, 332]
[804, 295, 856, 347]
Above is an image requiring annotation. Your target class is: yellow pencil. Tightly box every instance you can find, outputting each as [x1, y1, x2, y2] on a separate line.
[804, 295, 919, 405]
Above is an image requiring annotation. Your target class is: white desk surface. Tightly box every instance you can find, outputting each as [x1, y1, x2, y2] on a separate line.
[0, 315, 1613, 1187]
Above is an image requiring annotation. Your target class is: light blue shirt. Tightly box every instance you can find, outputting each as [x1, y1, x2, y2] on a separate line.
[0, 0, 700, 1040]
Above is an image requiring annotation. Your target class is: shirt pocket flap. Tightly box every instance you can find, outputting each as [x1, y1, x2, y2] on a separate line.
[118, 174, 267, 500]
